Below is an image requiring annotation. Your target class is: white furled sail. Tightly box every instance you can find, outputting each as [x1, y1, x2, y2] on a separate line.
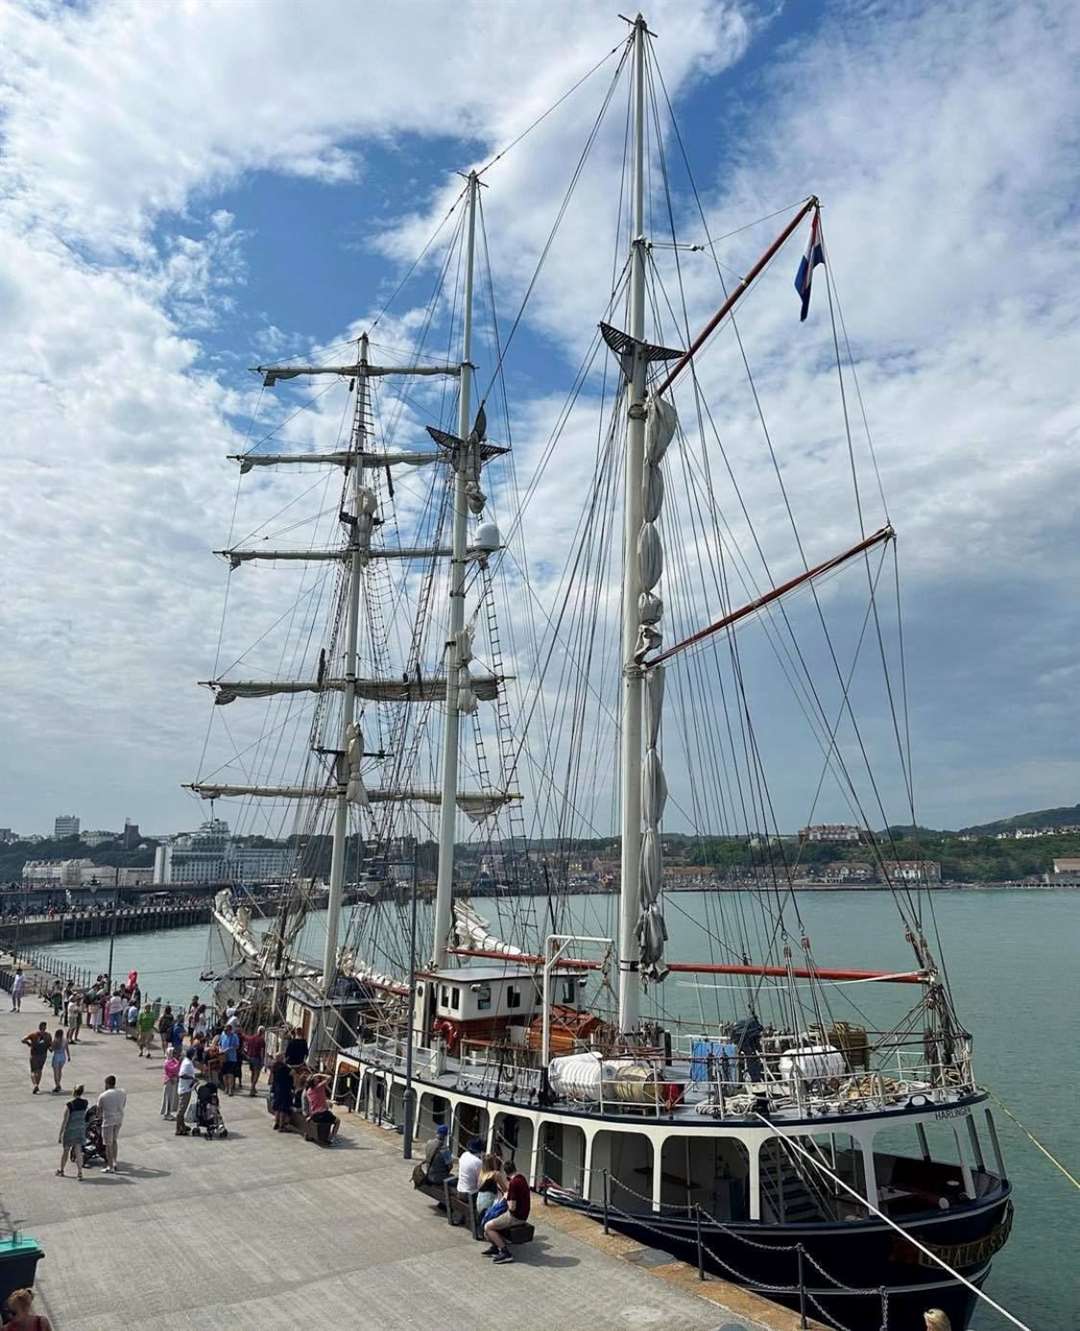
[636, 396, 675, 980]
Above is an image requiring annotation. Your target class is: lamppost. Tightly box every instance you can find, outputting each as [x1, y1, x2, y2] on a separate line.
[89, 879, 117, 991]
[402, 840, 419, 1161]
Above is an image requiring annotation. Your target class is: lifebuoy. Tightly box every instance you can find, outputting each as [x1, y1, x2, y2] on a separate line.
[433, 1018, 461, 1052]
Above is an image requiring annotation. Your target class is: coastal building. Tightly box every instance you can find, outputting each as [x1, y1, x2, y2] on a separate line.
[1047, 858, 1080, 886]
[24, 857, 96, 886]
[799, 823, 864, 844]
[22, 858, 153, 888]
[53, 813, 80, 839]
[817, 861, 875, 883]
[881, 859, 941, 884]
[153, 817, 292, 885]
[80, 829, 118, 847]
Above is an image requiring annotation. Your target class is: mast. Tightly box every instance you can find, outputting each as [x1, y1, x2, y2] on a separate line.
[322, 333, 369, 992]
[617, 15, 649, 1033]
[431, 169, 479, 967]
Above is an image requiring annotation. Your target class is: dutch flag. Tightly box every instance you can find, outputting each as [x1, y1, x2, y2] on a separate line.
[794, 208, 824, 322]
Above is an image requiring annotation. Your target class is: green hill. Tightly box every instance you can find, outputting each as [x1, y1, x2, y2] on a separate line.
[960, 803, 1080, 835]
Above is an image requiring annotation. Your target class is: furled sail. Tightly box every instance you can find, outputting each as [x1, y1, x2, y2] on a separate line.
[636, 396, 676, 980]
[205, 674, 501, 705]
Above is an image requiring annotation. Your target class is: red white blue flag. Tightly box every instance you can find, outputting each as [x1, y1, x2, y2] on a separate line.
[794, 209, 824, 322]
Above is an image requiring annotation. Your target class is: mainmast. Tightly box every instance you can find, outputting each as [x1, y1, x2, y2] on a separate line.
[432, 170, 479, 967]
[617, 16, 649, 1033]
[322, 333, 370, 992]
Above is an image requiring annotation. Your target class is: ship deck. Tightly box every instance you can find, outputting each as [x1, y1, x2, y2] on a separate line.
[0, 963, 814, 1331]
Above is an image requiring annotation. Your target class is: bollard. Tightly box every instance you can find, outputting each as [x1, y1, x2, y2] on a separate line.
[694, 1204, 706, 1281]
[796, 1245, 808, 1328]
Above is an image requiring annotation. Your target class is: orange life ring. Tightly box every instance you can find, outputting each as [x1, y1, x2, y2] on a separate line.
[433, 1018, 461, 1052]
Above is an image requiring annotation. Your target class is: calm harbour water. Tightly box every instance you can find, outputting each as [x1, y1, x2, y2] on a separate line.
[40, 889, 1079, 1330]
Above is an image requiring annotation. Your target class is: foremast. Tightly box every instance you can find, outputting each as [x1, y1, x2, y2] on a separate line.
[323, 333, 371, 992]
[432, 170, 479, 968]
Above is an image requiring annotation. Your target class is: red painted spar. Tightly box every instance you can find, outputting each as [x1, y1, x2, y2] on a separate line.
[449, 947, 928, 985]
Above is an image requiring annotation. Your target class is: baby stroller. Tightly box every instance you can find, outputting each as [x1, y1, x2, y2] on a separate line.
[192, 1081, 228, 1139]
[78, 1105, 107, 1168]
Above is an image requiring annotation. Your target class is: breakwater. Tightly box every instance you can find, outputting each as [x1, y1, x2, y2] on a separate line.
[0, 901, 211, 949]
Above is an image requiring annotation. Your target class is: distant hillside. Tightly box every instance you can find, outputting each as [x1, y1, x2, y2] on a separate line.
[960, 803, 1080, 835]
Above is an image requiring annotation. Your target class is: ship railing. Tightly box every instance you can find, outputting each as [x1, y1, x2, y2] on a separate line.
[670, 1036, 974, 1116]
[537, 1043, 976, 1119]
[357, 1031, 448, 1080]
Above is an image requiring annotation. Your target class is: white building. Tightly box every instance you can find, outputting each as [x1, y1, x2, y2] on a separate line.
[24, 858, 95, 886]
[881, 860, 941, 884]
[54, 814, 80, 839]
[799, 824, 864, 844]
[80, 829, 119, 847]
[153, 818, 292, 885]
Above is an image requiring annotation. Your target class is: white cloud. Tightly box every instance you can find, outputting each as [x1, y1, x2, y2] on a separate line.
[0, 0, 1077, 837]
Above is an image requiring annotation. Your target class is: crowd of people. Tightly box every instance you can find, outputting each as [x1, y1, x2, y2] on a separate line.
[14, 964, 341, 1174]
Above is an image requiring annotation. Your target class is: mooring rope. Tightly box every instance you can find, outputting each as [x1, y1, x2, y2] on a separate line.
[987, 1087, 1080, 1191]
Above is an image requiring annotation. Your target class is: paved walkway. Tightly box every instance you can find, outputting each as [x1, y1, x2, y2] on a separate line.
[0, 991, 780, 1331]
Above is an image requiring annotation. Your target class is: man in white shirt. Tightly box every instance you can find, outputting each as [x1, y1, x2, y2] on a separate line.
[107, 992, 124, 1034]
[175, 1051, 197, 1136]
[97, 1075, 127, 1173]
[455, 1136, 486, 1236]
[10, 968, 25, 1012]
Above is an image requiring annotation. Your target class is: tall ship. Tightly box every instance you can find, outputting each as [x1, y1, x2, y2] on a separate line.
[188, 17, 1013, 1329]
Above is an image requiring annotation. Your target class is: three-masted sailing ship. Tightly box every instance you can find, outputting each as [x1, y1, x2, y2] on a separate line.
[187, 17, 1013, 1329]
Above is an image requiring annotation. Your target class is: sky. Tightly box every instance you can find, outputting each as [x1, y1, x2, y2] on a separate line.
[0, 0, 1078, 839]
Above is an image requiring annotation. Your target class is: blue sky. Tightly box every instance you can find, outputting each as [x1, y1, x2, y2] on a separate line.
[1, 0, 1078, 838]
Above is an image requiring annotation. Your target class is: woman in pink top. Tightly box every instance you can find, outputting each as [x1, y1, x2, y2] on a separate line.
[302, 1074, 339, 1139]
[160, 1047, 180, 1120]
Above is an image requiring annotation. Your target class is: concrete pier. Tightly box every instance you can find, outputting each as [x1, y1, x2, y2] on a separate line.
[0, 980, 816, 1331]
[0, 903, 212, 950]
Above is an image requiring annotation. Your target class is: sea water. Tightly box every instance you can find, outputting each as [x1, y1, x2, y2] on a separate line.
[39, 889, 1079, 1330]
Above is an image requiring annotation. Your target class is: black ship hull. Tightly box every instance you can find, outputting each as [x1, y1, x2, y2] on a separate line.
[548, 1187, 1012, 1331]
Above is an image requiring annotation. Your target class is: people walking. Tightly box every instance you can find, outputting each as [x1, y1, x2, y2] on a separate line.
[218, 1023, 240, 1095]
[22, 1022, 52, 1094]
[157, 1004, 174, 1054]
[66, 990, 83, 1043]
[136, 1003, 156, 1058]
[244, 1025, 266, 1096]
[96, 1074, 127, 1173]
[175, 1047, 197, 1136]
[10, 966, 25, 1012]
[56, 1082, 88, 1181]
[50, 1028, 69, 1093]
[161, 1047, 180, 1120]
